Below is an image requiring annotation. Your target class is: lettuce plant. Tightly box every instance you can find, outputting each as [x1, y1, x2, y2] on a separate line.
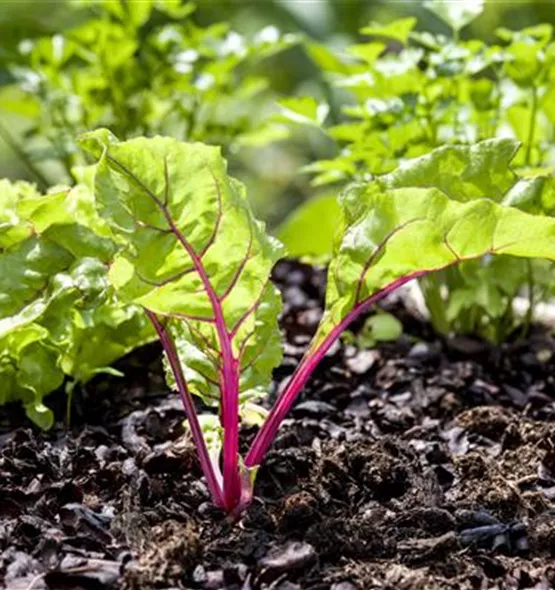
[0, 178, 152, 428]
[82, 129, 555, 514]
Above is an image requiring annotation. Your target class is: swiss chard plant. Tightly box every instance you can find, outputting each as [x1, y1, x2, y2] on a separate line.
[277, 1, 555, 342]
[82, 129, 555, 514]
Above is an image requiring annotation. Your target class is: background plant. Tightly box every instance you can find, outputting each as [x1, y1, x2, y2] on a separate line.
[0, 1, 296, 194]
[278, 1, 555, 343]
[0, 0, 298, 426]
[4, 0, 555, 428]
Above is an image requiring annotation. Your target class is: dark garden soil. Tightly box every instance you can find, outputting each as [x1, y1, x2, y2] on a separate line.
[2, 260, 555, 590]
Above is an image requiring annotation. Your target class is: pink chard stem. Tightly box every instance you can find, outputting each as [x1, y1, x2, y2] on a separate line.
[167, 218, 241, 511]
[245, 271, 427, 469]
[145, 309, 225, 508]
[136, 159, 241, 511]
[101, 155, 247, 512]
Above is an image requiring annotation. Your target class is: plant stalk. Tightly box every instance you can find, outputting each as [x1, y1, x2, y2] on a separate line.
[146, 309, 224, 508]
[525, 86, 538, 167]
[0, 119, 50, 191]
[104, 154, 242, 511]
[158, 193, 241, 511]
[522, 259, 535, 339]
[420, 274, 450, 335]
[245, 271, 428, 469]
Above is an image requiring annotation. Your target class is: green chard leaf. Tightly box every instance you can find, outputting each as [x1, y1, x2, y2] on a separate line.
[502, 175, 555, 214]
[382, 139, 520, 201]
[79, 129, 285, 409]
[276, 139, 524, 262]
[312, 139, 555, 349]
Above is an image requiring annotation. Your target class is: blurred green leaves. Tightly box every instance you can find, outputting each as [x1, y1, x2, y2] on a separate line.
[361, 17, 417, 44]
[0, 2, 297, 184]
[276, 96, 329, 126]
[424, 0, 484, 34]
[277, 194, 340, 258]
[281, 12, 555, 342]
[312, 138, 555, 350]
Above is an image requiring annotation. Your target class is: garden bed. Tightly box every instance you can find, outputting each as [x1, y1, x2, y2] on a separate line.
[1, 260, 555, 590]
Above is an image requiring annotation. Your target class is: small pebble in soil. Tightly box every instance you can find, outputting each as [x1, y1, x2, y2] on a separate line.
[257, 541, 317, 585]
[345, 349, 380, 375]
[293, 400, 336, 419]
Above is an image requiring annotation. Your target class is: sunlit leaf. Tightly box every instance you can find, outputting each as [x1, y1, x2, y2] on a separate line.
[424, 0, 484, 33]
[276, 194, 341, 259]
[383, 138, 520, 202]
[361, 17, 417, 44]
[80, 129, 285, 408]
[0, 179, 149, 428]
[276, 96, 329, 127]
[312, 140, 555, 349]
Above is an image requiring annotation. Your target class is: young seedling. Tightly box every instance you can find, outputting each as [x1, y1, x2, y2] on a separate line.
[81, 130, 555, 515]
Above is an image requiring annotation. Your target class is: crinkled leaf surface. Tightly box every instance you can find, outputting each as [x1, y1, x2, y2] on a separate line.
[0, 179, 150, 428]
[0, 324, 62, 430]
[273, 139, 524, 262]
[383, 139, 520, 202]
[503, 175, 555, 214]
[80, 130, 285, 406]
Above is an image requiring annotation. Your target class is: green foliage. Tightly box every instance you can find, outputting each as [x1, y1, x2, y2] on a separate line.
[281, 12, 555, 342]
[80, 129, 284, 417]
[79, 133, 555, 512]
[381, 139, 552, 341]
[276, 96, 329, 127]
[360, 18, 417, 44]
[313, 147, 555, 350]
[424, 0, 484, 34]
[276, 194, 340, 259]
[0, 1, 296, 183]
[285, 137, 555, 342]
[0, 178, 152, 427]
[382, 139, 519, 201]
[344, 312, 403, 349]
[78, 133, 555, 407]
[0, 1, 299, 427]
[300, 17, 555, 181]
[5, 2, 555, 440]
